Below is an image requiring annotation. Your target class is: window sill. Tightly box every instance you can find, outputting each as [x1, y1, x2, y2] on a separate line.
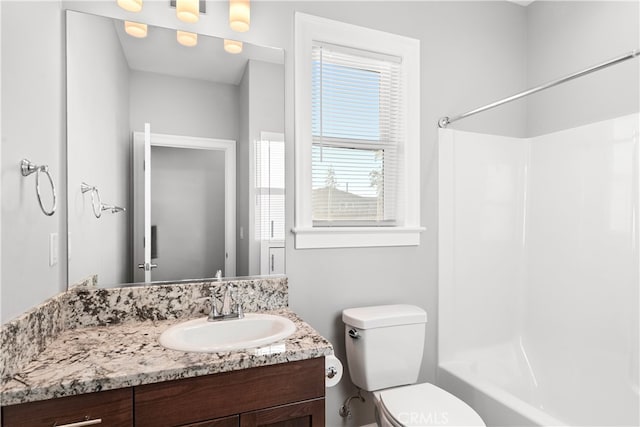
[292, 226, 425, 249]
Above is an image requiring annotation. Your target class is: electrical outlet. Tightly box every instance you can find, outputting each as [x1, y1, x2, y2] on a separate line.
[49, 233, 58, 267]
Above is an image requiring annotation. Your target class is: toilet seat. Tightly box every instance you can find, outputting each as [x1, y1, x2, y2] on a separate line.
[375, 383, 485, 427]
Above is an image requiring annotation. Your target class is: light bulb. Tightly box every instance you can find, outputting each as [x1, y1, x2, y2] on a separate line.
[177, 30, 198, 47]
[124, 21, 147, 38]
[229, 0, 250, 32]
[224, 39, 243, 54]
[176, 0, 199, 23]
[117, 0, 142, 13]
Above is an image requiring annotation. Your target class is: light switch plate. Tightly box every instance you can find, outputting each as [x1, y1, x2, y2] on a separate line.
[49, 233, 58, 267]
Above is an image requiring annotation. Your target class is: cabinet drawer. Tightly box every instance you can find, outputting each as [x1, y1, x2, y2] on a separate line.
[1, 388, 133, 427]
[135, 358, 325, 427]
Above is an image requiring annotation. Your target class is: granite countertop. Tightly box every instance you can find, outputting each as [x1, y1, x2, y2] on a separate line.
[1, 309, 333, 406]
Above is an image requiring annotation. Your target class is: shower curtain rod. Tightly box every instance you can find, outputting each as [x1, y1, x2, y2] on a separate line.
[438, 49, 640, 128]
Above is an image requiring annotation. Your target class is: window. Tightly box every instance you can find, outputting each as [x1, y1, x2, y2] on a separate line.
[255, 132, 285, 241]
[311, 44, 400, 226]
[294, 13, 423, 248]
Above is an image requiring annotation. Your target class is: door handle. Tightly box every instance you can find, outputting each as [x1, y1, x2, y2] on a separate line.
[137, 263, 158, 271]
[54, 418, 102, 427]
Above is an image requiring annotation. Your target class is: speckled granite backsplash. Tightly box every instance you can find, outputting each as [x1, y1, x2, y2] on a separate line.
[0, 276, 288, 381]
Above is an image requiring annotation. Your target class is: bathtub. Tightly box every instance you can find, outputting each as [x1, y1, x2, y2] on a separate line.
[437, 341, 639, 426]
[438, 115, 640, 427]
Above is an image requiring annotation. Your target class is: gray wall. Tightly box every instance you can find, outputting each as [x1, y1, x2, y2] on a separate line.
[248, 60, 285, 276]
[2, 1, 637, 426]
[150, 146, 226, 281]
[67, 10, 131, 287]
[526, 1, 639, 136]
[1, 1, 66, 323]
[1, 2, 528, 423]
[237, 60, 285, 276]
[273, 3, 527, 425]
[237, 64, 250, 277]
[129, 71, 239, 140]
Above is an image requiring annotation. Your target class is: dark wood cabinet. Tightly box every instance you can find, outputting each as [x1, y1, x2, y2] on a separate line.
[180, 415, 239, 427]
[240, 398, 325, 427]
[1, 358, 325, 427]
[1, 388, 133, 427]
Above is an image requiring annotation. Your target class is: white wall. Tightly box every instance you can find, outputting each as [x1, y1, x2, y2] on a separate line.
[526, 1, 639, 137]
[1, 1, 65, 323]
[67, 10, 131, 287]
[150, 146, 226, 281]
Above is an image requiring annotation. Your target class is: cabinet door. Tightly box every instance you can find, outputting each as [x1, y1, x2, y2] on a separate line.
[1, 388, 133, 427]
[240, 398, 324, 427]
[135, 359, 324, 427]
[180, 415, 238, 427]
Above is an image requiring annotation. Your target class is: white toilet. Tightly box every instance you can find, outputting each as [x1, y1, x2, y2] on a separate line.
[343, 304, 485, 427]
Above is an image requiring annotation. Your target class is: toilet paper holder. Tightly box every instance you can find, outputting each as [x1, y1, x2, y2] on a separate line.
[326, 366, 339, 379]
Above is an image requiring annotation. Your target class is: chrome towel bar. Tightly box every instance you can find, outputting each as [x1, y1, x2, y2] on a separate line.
[20, 159, 57, 216]
[81, 182, 126, 218]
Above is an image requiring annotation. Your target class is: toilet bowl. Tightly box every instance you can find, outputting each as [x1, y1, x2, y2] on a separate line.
[374, 383, 484, 427]
[343, 305, 485, 427]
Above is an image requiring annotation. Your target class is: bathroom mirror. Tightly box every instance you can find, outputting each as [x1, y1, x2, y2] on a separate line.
[66, 10, 285, 288]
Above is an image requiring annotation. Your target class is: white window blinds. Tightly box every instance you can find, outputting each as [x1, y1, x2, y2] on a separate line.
[311, 43, 404, 226]
[255, 135, 285, 241]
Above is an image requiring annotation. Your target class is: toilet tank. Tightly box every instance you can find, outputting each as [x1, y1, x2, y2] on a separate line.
[342, 304, 427, 391]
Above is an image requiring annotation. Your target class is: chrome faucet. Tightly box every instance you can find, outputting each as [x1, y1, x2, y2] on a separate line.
[207, 285, 244, 322]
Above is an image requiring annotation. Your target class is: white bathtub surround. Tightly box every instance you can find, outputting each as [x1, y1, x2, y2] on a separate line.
[439, 114, 639, 426]
[0, 276, 288, 382]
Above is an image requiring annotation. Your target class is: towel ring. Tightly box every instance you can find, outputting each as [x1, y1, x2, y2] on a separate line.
[21, 159, 57, 216]
[81, 182, 103, 218]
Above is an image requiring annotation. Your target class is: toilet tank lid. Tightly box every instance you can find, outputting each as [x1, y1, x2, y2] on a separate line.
[342, 304, 427, 329]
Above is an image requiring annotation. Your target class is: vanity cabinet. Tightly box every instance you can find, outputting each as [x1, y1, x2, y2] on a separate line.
[240, 398, 325, 427]
[2, 358, 325, 427]
[1, 388, 133, 427]
[182, 415, 239, 427]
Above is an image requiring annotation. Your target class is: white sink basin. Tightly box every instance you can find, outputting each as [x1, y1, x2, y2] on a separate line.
[159, 313, 297, 353]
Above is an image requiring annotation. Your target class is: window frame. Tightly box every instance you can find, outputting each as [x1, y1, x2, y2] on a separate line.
[294, 12, 423, 249]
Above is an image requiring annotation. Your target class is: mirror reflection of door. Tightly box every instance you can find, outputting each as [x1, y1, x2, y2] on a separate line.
[133, 129, 236, 283]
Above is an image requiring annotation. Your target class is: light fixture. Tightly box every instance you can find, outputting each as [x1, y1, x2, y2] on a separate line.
[177, 30, 198, 47]
[124, 21, 148, 38]
[117, 0, 142, 13]
[176, 0, 199, 23]
[224, 39, 243, 54]
[229, 0, 250, 32]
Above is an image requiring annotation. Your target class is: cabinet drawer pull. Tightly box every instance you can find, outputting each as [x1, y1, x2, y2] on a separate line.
[54, 418, 102, 427]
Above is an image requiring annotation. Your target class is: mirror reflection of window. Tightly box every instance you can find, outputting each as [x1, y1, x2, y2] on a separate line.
[255, 132, 285, 242]
[256, 132, 285, 275]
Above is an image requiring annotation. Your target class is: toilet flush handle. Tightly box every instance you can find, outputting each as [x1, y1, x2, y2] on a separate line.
[348, 328, 361, 339]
